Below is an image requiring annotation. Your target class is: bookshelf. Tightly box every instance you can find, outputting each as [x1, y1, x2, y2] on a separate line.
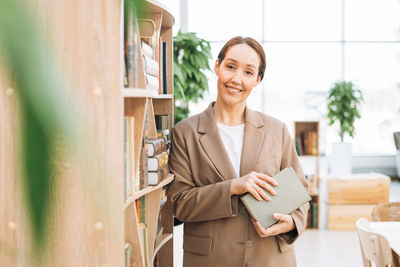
[0, 0, 174, 266]
[294, 121, 320, 229]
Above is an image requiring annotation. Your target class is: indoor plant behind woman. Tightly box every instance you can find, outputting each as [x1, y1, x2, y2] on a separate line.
[327, 80, 363, 175]
[168, 36, 310, 267]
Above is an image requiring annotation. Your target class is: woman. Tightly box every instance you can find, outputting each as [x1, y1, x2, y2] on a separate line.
[168, 36, 309, 267]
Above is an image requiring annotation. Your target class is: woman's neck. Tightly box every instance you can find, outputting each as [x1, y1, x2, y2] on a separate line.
[213, 100, 245, 126]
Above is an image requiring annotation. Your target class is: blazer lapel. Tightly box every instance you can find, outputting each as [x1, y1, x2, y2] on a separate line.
[198, 103, 237, 181]
[240, 106, 265, 176]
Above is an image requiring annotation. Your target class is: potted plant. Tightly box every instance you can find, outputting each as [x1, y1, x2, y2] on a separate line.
[173, 30, 212, 123]
[327, 80, 363, 175]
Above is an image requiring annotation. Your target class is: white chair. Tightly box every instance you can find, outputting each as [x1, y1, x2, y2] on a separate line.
[356, 218, 394, 267]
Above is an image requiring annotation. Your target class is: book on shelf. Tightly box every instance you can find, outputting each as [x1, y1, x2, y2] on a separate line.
[158, 36, 162, 94]
[141, 40, 153, 59]
[154, 114, 169, 130]
[137, 102, 149, 190]
[136, 196, 146, 223]
[145, 73, 159, 92]
[148, 165, 168, 185]
[296, 130, 318, 156]
[142, 55, 159, 77]
[125, 243, 133, 267]
[240, 167, 311, 228]
[162, 41, 168, 94]
[124, 3, 139, 88]
[311, 202, 318, 228]
[148, 151, 168, 172]
[124, 118, 130, 199]
[124, 116, 136, 198]
[146, 138, 167, 157]
[138, 223, 149, 267]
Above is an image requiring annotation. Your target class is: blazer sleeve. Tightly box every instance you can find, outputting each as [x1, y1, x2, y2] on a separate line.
[167, 126, 239, 222]
[277, 124, 310, 246]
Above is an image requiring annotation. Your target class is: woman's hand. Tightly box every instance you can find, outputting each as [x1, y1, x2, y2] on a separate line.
[230, 171, 278, 201]
[251, 213, 295, 237]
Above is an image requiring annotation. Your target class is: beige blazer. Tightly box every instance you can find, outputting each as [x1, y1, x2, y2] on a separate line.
[168, 102, 310, 267]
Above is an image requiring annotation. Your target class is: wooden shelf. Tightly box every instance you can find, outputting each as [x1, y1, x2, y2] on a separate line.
[123, 88, 157, 98]
[294, 121, 320, 229]
[151, 233, 173, 265]
[123, 89, 173, 99]
[124, 173, 174, 209]
[153, 94, 173, 99]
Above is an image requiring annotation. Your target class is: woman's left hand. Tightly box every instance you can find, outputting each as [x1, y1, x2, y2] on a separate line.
[251, 213, 295, 237]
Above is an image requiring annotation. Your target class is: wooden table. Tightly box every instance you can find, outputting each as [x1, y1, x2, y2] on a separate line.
[370, 222, 400, 265]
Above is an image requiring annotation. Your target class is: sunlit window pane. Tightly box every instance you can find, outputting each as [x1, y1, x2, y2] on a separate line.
[345, 44, 400, 91]
[264, 0, 342, 41]
[345, 0, 400, 41]
[188, 0, 263, 40]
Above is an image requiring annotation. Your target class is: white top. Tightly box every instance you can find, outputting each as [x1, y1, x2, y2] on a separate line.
[217, 122, 245, 178]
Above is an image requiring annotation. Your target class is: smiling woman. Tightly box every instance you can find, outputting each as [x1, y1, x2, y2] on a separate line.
[167, 36, 310, 267]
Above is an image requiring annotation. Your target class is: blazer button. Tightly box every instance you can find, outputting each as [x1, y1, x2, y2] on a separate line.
[246, 240, 253, 248]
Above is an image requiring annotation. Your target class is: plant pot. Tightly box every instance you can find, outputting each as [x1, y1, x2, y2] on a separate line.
[330, 142, 352, 175]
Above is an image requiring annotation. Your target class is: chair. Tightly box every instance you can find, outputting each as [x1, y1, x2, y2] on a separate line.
[371, 202, 400, 222]
[356, 218, 394, 267]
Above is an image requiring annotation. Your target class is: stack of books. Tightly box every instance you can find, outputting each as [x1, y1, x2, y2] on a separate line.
[146, 139, 169, 185]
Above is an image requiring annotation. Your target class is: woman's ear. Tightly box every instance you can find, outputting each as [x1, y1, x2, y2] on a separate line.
[256, 75, 261, 86]
[214, 59, 220, 75]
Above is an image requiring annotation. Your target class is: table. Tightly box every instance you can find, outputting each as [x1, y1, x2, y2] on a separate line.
[370, 222, 400, 262]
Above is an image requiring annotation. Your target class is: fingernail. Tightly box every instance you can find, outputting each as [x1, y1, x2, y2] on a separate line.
[272, 190, 276, 195]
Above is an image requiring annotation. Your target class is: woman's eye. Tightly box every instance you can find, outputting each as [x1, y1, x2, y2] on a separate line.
[245, 71, 254, 76]
[227, 65, 234, 70]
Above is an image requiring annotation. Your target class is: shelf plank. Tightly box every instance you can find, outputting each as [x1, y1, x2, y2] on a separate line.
[124, 173, 174, 209]
[123, 89, 173, 99]
[123, 88, 157, 98]
[151, 233, 173, 266]
[153, 94, 173, 99]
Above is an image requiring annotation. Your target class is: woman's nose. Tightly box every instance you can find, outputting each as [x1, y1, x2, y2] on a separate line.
[231, 71, 241, 84]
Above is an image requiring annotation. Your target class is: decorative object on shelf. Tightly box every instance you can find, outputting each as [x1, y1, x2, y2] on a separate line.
[327, 80, 363, 175]
[173, 30, 212, 123]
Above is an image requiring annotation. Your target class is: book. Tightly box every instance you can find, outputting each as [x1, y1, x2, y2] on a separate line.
[162, 41, 168, 94]
[240, 167, 311, 228]
[148, 165, 168, 185]
[124, 3, 139, 88]
[141, 40, 153, 59]
[145, 73, 159, 92]
[138, 223, 149, 267]
[155, 114, 169, 130]
[142, 55, 159, 77]
[148, 151, 168, 171]
[146, 138, 167, 157]
[137, 101, 149, 190]
[124, 243, 132, 267]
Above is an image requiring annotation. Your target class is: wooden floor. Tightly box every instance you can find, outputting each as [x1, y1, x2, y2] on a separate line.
[173, 179, 400, 267]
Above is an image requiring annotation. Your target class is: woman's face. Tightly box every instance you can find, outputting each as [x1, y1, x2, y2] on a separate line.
[214, 43, 261, 108]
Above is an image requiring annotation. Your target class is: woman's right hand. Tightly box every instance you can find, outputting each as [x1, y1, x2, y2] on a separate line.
[230, 171, 278, 201]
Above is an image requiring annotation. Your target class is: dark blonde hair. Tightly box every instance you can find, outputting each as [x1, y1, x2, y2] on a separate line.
[217, 36, 266, 81]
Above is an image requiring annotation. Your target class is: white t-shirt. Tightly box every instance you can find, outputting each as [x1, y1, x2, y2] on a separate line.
[216, 122, 245, 178]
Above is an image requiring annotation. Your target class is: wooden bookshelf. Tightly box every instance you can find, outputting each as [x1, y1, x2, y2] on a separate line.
[0, 0, 174, 266]
[123, 1, 175, 266]
[294, 121, 320, 229]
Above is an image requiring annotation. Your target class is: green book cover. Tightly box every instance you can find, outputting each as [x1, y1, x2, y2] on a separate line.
[240, 167, 311, 228]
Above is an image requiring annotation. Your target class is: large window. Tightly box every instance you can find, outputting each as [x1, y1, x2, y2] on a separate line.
[183, 0, 400, 155]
